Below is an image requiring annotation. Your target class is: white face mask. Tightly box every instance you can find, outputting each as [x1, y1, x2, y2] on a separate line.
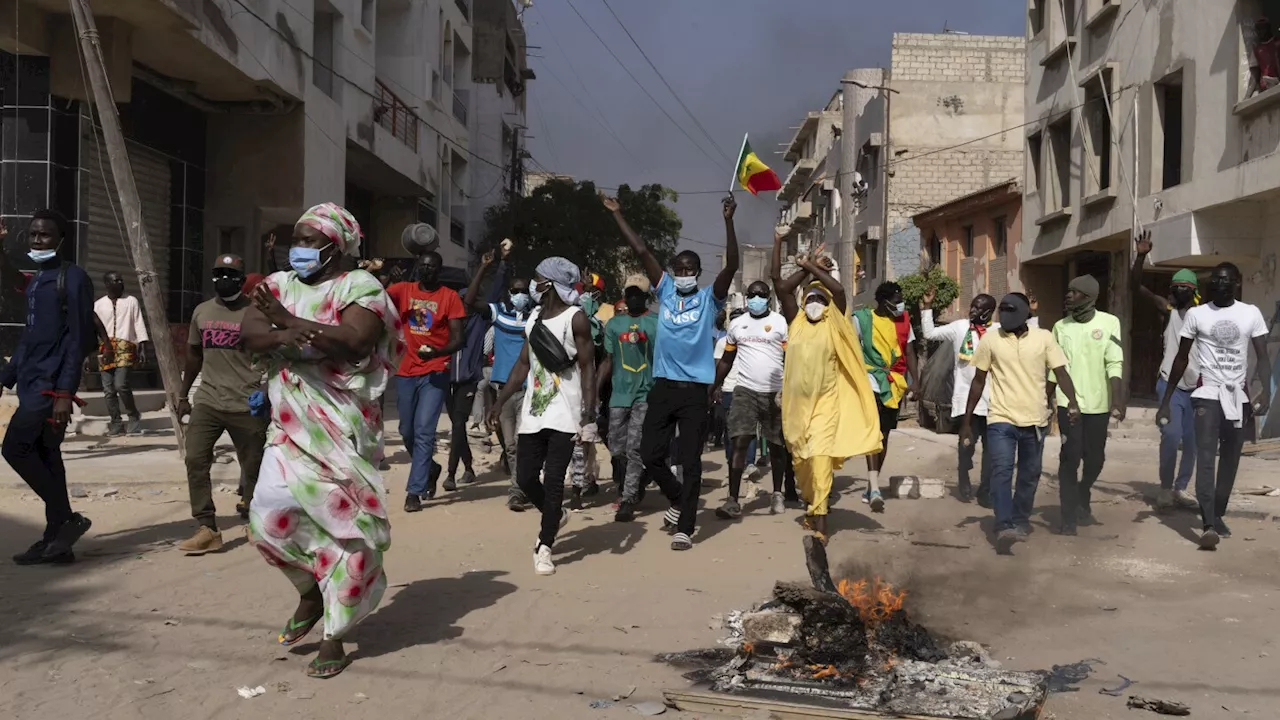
[893, 302, 906, 317]
[673, 275, 699, 293]
[805, 302, 826, 322]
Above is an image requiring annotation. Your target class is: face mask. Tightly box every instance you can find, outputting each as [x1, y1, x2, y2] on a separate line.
[28, 248, 58, 264]
[893, 302, 906, 317]
[1170, 287, 1196, 308]
[510, 292, 531, 311]
[579, 294, 600, 316]
[970, 308, 993, 326]
[530, 281, 549, 304]
[746, 296, 770, 316]
[805, 302, 826, 322]
[214, 276, 244, 299]
[999, 310, 1028, 331]
[673, 275, 698, 293]
[289, 244, 331, 278]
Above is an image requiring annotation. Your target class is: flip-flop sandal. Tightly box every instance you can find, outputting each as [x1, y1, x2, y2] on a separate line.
[813, 531, 829, 547]
[306, 657, 350, 679]
[278, 614, 323, 646]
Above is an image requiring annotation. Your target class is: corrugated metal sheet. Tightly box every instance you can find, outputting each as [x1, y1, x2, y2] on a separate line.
[84, 134, 171, 300]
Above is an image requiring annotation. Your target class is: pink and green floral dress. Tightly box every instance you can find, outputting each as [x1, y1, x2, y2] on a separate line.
[248, 269, 403, 640]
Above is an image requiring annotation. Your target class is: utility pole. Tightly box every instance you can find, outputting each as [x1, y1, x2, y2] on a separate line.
[68, 0, 186, 455]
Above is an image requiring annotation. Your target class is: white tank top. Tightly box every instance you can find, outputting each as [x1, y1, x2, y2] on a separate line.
[519, 305, 583, 436]
[1160, 307, 1200, 391]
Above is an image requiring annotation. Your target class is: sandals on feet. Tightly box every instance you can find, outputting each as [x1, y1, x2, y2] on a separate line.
[278, 613, 323, 646]
[306, 657, 350, 679]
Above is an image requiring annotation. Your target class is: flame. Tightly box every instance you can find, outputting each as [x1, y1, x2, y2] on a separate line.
[836, 576, 908, 624]
[810, 664, 841, 679]
[741, 642, 755, 655]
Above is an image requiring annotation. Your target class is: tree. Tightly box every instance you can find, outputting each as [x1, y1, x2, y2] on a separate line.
[480, 179, 681, 300]
[898, 265, 961, 314]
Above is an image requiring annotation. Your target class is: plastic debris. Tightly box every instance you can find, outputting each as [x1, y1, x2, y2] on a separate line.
[589, 699, 615, 709]
[236, 686, 266, 699]
[630, 701, 666, 716]
[1099, 675, 1134, 696]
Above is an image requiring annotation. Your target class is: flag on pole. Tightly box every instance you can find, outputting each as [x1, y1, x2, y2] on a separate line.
[732, 136, 783, 196]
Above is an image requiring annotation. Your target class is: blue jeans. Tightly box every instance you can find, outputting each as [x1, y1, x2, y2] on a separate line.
[397, 373, 450, 496]
[1155, 378, 1195, 492]
[986, 423, 1046, 531]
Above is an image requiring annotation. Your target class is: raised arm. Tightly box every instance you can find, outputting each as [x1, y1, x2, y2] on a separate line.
[772, 227, 808, 323]
[712, 196, 740, 301]
[1131, 230, 1171, 315]
[463, 250, 496, 317]
[918, 288, 955, 341]
[602, 193, 662, 287]
[798, 255, 845, 314]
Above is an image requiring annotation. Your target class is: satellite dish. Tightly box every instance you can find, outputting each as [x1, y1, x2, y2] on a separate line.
[401, 223, 439, 256]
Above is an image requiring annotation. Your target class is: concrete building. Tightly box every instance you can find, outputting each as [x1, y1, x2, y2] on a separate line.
[0, 0, 482, 376]
[466, 0, 533, 263]
[817, 34, 1025, 307]
[776, 91, 842, 260]
[1020, 0, 1280, 420]
[913, 179, 1024, 317]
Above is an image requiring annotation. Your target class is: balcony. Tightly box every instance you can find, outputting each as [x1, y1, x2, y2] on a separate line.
[374, 79, 419, 151]
[777, 157, 817, 202]
[453, 89, 469, 125]
[784, 200, 814, 229]
[454, 0, 470, 21]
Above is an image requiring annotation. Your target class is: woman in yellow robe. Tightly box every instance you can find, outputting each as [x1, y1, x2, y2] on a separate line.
[771, 233, 882, 543]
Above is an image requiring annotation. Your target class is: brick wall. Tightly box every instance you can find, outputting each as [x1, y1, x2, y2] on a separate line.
[891, 148, 1024, 211]
[890, 33, 1026, 83]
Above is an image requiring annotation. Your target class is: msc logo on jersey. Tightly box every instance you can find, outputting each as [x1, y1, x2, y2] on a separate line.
[663, 293, 703, 326]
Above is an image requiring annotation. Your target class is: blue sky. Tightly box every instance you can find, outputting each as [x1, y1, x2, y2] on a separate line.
[522, 0, 1024, 260]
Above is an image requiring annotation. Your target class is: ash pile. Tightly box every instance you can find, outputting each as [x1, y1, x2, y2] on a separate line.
[661, 537, 1049, 720]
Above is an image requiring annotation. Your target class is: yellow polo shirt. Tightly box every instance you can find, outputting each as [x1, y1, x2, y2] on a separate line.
[971, 327, 1068, 427]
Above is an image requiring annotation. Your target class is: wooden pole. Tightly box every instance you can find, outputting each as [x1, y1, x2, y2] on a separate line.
[67, 0, 186, 455]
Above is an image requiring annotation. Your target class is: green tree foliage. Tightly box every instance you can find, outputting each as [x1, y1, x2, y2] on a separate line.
[481, 180, 682, 301]
[898, 265, 961, 313]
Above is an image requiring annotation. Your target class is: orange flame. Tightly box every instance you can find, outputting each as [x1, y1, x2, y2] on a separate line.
[836, 576, 908, 624]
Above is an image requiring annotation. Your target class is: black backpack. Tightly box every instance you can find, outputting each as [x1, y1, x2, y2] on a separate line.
[57, 264, 99, 361]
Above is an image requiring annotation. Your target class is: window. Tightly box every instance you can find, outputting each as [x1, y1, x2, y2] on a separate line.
[928, 233, 942, 267]
[1029, 0, 1045, 37]
[859, 144, 880, 191]
[860, 233, 879, 280]
[418, 194, 438, 229]
[961, 225, 975, 257]
[1083, 70, 1113, 196]
[313, 9, 336, 98]
[1047, 114, 1072, 213]
[360, 0, 373, 31]
[992, 217, 1008, 258]
[1156, 72, 1184, 189]
[1028, 132, 1043, 197]
[1242, 5, 1280, 99]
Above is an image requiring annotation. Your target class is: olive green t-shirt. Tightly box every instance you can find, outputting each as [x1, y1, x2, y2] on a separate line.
[188, 298, 263, 413]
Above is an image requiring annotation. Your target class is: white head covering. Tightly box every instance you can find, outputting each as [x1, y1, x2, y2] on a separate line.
[536, 257, 581, 305]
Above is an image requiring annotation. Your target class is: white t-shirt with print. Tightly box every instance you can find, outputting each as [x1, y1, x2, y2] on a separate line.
[725, 311, 788, 393]
[1180, 301, 1268, 402]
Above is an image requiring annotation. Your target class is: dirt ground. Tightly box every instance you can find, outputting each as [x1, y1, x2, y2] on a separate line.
[2, 424, 1279, 720]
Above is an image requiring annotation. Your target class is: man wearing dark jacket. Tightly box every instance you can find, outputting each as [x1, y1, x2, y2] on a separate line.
[3, 209, 95, 565]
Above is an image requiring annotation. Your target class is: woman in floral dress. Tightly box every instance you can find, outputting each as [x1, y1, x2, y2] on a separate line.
[242, 203, 402, 679]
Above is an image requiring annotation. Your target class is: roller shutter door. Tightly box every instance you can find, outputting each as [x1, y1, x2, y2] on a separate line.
[83, 133, 171, 303]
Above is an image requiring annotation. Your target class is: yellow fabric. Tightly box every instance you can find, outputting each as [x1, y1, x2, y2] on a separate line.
[782, 302, 883, 463]
[868, 313, 908, 409]
[971, 327, 1068, 427]
[795, 455, 838, 516]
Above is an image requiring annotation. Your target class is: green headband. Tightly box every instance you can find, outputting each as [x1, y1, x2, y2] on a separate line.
[1171, 269, 1197, 287]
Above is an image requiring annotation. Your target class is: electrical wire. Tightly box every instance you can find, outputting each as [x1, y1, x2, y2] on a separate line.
[597, 0, 732, 165]
[559, 0, 728, 173]
[535, 60, 641, 164]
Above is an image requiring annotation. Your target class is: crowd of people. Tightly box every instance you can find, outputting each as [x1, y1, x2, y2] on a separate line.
[1, 201, 1272, 678]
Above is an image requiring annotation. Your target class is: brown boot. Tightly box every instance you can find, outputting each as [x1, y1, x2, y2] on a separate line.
[178, 526, 224, 555]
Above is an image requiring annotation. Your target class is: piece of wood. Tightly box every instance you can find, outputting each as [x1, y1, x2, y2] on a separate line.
[802, 534, 838, 593]
[663, 689, 957, 720]
[68, 0, 186, 456]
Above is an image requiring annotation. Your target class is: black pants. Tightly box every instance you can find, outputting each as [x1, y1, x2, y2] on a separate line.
[3, 394, 71, 541]
[516, 428, 575, 548]
[1192, 398, 1248, 529]
[447, 380, 479, 476]
[1057, 410, 1110, 527]
[640, 379, 709, 536]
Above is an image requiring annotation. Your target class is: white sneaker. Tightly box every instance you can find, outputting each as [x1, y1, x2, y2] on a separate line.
[744, 463, 758, 479]
[534, 544, 556, 575]
[1173, 490, 1198, 509]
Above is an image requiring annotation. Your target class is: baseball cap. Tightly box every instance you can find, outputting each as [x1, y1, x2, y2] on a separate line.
[213, 254, 245, 272]
[623, 273, 651, 293]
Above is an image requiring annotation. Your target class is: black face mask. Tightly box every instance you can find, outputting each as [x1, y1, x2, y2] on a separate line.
[1170, 287, 1196, 308]
[969, 308, 994, 325]
[1207, 279, 1234, 306]
[214, 276, 243, 299]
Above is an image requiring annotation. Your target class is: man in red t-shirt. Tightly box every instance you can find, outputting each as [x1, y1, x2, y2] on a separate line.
[386, 251, 466, 512]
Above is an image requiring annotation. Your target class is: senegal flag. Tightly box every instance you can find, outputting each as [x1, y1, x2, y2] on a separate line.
[733, 136, 783, 195]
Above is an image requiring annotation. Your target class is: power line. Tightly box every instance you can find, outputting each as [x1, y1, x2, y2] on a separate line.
[535, 60, 641, 164]
[598, 0, 732, 165]
[559, 0, 728, 173]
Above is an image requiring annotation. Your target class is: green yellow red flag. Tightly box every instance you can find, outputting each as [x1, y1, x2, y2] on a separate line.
[732, 136, 783, 196]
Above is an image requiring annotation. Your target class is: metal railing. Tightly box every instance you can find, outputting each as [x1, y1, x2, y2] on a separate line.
[375, 79, 419, 151]
[452, 89, 468, 125]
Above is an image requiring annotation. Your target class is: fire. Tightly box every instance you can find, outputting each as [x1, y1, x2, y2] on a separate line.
[836, 576, 908, 624]
[809, 664, 841, 679]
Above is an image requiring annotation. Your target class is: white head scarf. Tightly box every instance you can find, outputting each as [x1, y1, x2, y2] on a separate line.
[536, 257, 581, 305]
